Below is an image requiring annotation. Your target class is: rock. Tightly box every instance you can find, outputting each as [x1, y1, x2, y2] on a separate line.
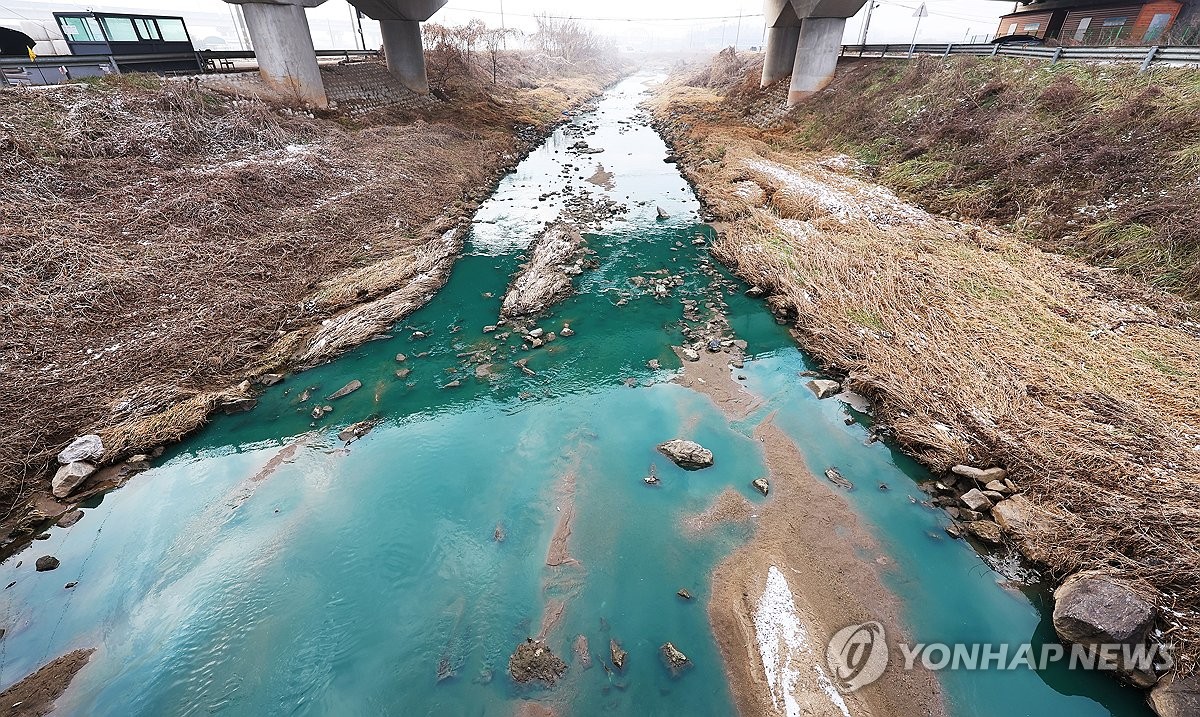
[311, 405, 332, 420]
[513, 358, 536, 376]
[706, 338, 721, 352]
[951, 465, 1008, 483]
[508, 639, 568, 684]
[681, 348, 700, 362]
[395, 368, 411, 379]
[644, 465, 660, 486]
[610, 640, 627, 672]
[824, 468, 854, 491]
[222, 397, 258, 414]
[959, 509, 983, 521]
[1053, 572, 1155, 647]
[57, 510, 84, 528]
[443, 380, 462, 389]
[483, 326, 497, 334]
[337, 419, 377, 443]
[560, 324, 574, 337]
[984, 480, 1010, 494]
[35, 556, 59, 572]
[411, 331, 428, 340]
[648, 359, 661, 370]
[259, 373, 284, 387]
[960, 488, 994, 512]
[751, 478, 769, 496]
[945, 524, 963, 539]
[395, 353, 408, 361]
[945, 506, 961, 520]
[64, 581, 77, 589]
[805, 379, 842, 399]
[52, 461, 96, 498]
[528, 327, 545, 339]
[1149, 672, 1200, 717]
[965, 520, 1004, 546]
[982, 490, 1006, 504]
[57, 435, 103, 465]
[660, 642, 692, 676]
[992, 495, 1043, 536]
[677, 589, 692, 600]
[326, 380, 362, 401]
[657, 439, 714, 470]
[657, 207, 670, 220]
[501, 223, 589, 318]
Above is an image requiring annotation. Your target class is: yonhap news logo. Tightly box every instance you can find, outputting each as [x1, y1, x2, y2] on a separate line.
[826, 621, 1174, 691]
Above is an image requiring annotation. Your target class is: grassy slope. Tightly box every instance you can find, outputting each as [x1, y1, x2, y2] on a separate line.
[756, 56, 1200, 299]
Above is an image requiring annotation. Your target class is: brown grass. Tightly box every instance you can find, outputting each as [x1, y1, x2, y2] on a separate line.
[653, 68, 1200, 673]
[729, 56, 1200, 299]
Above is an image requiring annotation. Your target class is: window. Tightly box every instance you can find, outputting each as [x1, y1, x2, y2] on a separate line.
[100, 17, 137, 42]
[1101, 17, 1129, 28]
[157, 18, 189, 42]
[58, 16, 100, 42]
[1007, 22, 1017, 35]
[1074, 17, 1092, 42]
[1023, 23, 1041, 33]
[134, 18, 160, 41]
[1144, 12, 1173, 41]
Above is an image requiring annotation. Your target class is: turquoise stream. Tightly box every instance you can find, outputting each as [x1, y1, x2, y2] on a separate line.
[0, 76, 1152, 717]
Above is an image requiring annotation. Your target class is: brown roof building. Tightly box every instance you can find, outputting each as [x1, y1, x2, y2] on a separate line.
[993, 0, 1199, 44]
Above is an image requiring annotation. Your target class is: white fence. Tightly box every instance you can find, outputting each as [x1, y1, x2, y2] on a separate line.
[840, 43, 1200, 73]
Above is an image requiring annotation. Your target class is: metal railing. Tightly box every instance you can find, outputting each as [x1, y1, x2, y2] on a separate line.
[0, 49, 379, 86]
[840, 43, 1200, 72]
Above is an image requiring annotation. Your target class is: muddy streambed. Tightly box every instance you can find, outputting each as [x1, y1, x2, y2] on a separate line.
[0, 76, 1152, 716]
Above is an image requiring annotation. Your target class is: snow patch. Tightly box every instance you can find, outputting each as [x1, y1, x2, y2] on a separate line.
[754, 565, 851, 717]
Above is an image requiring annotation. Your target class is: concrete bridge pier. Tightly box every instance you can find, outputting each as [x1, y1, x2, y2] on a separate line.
[761, 0, 802, 87]
[379, 19, 428, 94]
[789, 16, 848, 104]
[228, 0, 330, 107]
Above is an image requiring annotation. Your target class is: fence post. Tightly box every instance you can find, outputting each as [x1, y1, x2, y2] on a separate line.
[990, 43, 1000, 57]
[881, 44, 889, 57]
[944, 43, 953, 57]
[1139, 45, 1159, 73]
[1051, 46, 1064, 64]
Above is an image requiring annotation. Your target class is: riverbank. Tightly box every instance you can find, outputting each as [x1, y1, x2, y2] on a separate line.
[0, 60, 624, 559]
[649, 61, 1200, 695]
[677, 349, 945, 717]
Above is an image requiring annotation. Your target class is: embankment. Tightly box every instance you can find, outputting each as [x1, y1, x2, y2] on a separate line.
[0, 61, 623, 555]
[649, 55, 1200, 697]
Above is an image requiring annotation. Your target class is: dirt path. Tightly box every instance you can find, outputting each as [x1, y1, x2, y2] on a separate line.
[679, 350, 944, 717]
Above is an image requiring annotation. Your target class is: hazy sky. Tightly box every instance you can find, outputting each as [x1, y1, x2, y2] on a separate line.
[5, 0, 1014, 49]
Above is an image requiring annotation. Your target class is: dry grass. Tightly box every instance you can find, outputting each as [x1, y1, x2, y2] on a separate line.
[737, 56, 1200, 299]
[0, 64, 616, 529]
[654, 74, 1200, 672]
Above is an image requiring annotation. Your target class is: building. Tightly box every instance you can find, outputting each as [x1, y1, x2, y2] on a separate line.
[993, 1, 1197, 44]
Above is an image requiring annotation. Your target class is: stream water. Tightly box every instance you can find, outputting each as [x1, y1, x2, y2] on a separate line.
[0, 75, 1154, 717]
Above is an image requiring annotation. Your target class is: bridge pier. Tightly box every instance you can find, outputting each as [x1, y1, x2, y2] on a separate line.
[379, 19, 428, 94]
[789, 16, 849, 105]
[230, 0, 329, 107]
[761, 0, 802, 87]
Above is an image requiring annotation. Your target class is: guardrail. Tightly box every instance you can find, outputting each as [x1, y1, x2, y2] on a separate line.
[0, 49, 379, 86]
[840, 43, 1200, 72]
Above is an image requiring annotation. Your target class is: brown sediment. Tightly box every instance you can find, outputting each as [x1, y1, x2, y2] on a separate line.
[545, 470, 579, 568]
[538, 599, 567, 641]
[250, 436, 308, 482]
[585, 164, 614, 189]
[513, 700, 559, 717]
[683, 349, 945, 717]
[0, 648, 94, 717]
[680, 486, 756, 538]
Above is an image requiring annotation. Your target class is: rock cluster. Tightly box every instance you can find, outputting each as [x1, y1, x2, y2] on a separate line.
[508, 639, 568, 685]
[52, 435, 104, 498]
[501, 223, 591, 318]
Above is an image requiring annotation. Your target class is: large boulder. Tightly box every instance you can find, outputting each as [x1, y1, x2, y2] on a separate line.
[1053, 572, 1156, 679]
[805, 379, 841, 399]
[951, 464, 1007, 483]
[508, 639, 568, 684]
[52, 461, 96, 498]
[1149, 672, 1200, 717]
[57, 435, 103, 465]
[657, 439, 714, 470]
[960, 488, 993, 512]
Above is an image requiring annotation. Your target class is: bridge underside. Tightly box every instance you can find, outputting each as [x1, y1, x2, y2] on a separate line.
[761, 0, 867, 105]
[225, 0, 447, 107]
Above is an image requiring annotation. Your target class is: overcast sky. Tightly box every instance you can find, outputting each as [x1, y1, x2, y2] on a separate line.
[5, 0, 1015, 49]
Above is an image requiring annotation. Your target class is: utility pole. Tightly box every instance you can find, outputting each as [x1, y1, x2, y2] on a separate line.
[908, 2, 927, 58]
[500, 0, 507, 49]
[858, 1, 876, 45]
[734, 7, 743, 49]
